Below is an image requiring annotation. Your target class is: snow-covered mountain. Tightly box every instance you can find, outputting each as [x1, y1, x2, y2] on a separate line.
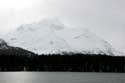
[4, 19, 122, 55]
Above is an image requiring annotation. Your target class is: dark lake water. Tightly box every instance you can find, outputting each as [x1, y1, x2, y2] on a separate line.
[0, 72, 124, 83]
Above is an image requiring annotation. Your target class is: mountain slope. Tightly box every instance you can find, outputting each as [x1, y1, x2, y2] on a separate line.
[0, 39, 35, 56]
[4, 19, 121, 55]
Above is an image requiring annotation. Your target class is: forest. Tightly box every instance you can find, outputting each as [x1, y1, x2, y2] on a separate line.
[0, 52, 124, 72]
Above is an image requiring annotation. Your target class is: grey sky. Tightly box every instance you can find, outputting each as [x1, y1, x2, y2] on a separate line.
[0, 0, 125, 53]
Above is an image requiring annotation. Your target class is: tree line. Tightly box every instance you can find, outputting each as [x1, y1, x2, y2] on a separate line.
[0, 52, 124, 72]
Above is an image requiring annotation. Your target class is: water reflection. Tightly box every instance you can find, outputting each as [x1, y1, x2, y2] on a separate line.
[0, 72, 124, 83]
[0, 72, 33, 83]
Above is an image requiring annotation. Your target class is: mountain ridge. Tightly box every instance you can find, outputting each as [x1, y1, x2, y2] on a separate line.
[0, 39, 35, 56]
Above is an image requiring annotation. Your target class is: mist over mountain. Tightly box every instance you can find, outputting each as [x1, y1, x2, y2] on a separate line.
[2, 19, 123, 56]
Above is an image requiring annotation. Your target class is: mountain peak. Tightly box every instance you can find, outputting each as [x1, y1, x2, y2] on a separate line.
[0, 39, 9, 49]
[16, 18, 65, 33]
[38, 18, 65, 30]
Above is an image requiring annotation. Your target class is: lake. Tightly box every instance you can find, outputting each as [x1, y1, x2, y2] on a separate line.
[0, 72, 124, 83]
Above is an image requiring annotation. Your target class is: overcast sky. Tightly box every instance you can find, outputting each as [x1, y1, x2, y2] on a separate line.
[0, 0, 125, 53]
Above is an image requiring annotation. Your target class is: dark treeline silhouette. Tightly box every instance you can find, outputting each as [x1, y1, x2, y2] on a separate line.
[0, 52, 124, 72]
